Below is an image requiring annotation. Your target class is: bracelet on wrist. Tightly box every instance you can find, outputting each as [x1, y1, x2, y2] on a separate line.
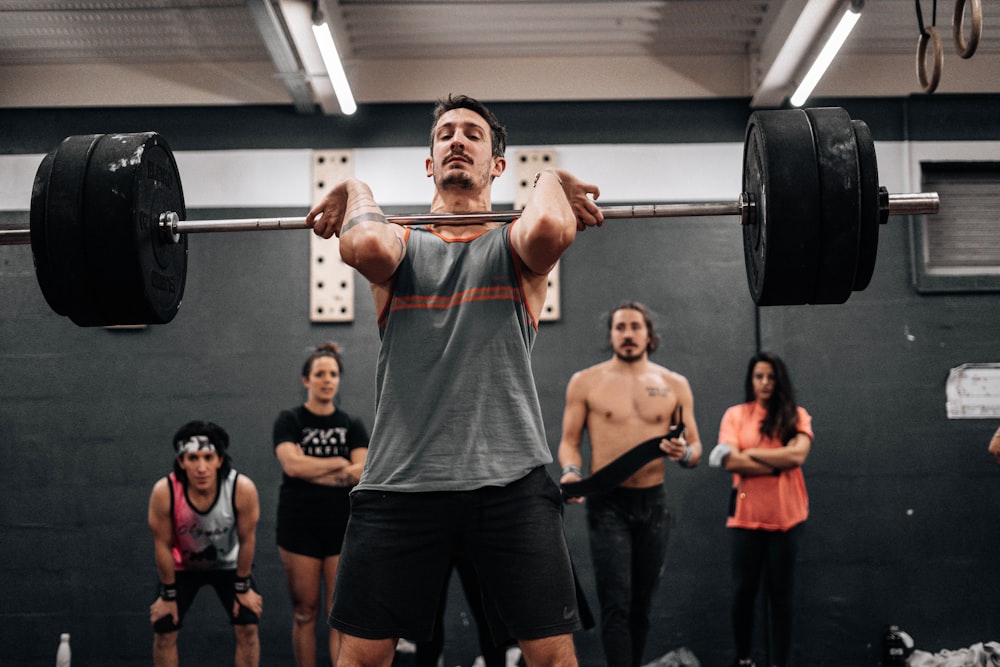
[160, 583, 178, 601]
[561, 463, 583, 478]
[679, 445, 693, 465]
[233, 576, 252, 594]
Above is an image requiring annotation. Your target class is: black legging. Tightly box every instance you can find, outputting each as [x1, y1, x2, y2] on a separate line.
[731, 523, 804, 667]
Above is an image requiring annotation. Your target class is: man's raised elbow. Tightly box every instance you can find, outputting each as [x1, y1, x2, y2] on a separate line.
[341, 227, 393, 267]
[531, 210, 576, 254]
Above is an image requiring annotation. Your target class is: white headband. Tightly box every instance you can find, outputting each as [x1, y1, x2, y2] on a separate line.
[176, 435, 216, 454]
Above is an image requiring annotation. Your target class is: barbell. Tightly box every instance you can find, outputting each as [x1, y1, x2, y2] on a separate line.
[0, 106, 938, 327]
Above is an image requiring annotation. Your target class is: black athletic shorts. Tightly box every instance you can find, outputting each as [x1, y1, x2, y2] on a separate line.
[329, 466, 581, 643]
[276, 502, 349, 558]
[152, 570, 259, 634]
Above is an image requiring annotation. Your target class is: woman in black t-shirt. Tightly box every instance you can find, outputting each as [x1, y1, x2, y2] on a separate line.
[273, 342, 369, 667]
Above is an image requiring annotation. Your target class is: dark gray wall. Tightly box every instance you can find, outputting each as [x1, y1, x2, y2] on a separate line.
[1, 97, 999, 667]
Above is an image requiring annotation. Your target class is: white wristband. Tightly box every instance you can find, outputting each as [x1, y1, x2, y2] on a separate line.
[708, 443, 732, 468]
[561, 463, 582, 477]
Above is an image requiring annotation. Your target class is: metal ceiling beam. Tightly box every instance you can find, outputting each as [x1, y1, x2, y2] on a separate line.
[750, 0, 845, 108]
[246, 0, 317, 114]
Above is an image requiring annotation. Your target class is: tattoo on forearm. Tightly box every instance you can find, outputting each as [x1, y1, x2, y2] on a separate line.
[342, 211, 387, 235]
[345, 196, 379, 218]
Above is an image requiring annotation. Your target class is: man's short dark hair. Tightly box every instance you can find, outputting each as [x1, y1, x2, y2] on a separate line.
[430, 94, 507, 159]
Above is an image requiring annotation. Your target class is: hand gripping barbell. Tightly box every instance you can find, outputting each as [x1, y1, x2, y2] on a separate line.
[0, 107, 938, 327]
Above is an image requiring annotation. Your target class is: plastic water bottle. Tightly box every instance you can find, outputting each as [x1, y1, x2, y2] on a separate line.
[56, 633, 71, 667]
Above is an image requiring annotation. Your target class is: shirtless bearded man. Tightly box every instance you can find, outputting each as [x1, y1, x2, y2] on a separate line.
[557, 301, 702, 667]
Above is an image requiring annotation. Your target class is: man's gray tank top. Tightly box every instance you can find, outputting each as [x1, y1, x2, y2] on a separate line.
[356, 222, 552, 492]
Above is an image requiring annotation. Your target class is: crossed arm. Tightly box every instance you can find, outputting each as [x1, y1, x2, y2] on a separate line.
[722, 432, 812, 476]
[275, 441, 367, 487]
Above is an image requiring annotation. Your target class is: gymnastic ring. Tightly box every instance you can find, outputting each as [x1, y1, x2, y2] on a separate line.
[917, 26, 944, 93]
[952, 0, 982, 58]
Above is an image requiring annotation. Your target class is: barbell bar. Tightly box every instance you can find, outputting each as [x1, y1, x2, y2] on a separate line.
[1, 106, 940, 327]
[0, 193, 938, 246]
[150, 192, 931, 239]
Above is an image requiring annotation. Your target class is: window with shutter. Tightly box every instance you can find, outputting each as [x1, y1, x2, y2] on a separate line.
[912, 161, 1000, 292]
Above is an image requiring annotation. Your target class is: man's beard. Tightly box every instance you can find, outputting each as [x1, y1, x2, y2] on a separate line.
[613, 344, 643, 363]
[439, 170, 476, 191]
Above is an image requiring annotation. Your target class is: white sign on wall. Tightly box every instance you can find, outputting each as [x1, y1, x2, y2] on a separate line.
[946, 363, 1000, 418]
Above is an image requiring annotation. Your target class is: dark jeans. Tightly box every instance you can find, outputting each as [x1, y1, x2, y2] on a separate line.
[586, 485, 671, 667]
[731, 523, 805, 667]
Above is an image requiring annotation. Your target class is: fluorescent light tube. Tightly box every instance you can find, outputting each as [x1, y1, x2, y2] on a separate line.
[312, 21, 357, 115]
[790, 5, 862, 107]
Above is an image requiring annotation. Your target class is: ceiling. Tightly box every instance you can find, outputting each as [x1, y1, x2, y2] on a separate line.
[1, 0, 998, 113]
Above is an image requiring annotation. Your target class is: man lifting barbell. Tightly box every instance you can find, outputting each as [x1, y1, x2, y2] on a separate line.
[1, 105, 939, 327]
[305, 93, 600, 667]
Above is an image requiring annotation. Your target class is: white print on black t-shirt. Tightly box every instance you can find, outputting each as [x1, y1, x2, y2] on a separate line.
[301, 426, 349, 457]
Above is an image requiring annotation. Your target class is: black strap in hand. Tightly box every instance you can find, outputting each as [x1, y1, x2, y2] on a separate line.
[561, 412, 684, 500]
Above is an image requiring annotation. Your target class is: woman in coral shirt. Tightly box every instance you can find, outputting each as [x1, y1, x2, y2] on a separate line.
[710, 352, 813, 667]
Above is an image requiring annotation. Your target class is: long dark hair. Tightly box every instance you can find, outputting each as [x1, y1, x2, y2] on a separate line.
[743, 352, 799, 444]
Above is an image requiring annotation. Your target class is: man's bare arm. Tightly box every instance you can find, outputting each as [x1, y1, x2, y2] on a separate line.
[557, 372, 590, 504]
[307, 178, 406, 285]
[510, 169, 603, 276]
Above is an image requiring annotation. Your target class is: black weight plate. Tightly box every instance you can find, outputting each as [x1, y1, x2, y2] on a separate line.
[83, 133, 188, 326]
[742, 109, 823, 306]
[805, 107, 861, 304]
[42, 134, 104, 321]
[29, 149, 58, 314]
[851, 119, 880, 291]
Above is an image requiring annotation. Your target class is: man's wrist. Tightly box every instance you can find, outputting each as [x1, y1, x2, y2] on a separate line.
[533, 169, 563, 188]
[159, 583, 178, 601]
[341, 211, 386, 236]
[679, 445, 693, 466]
[561, 463, 583, 478]
[234, 576, 252, 593]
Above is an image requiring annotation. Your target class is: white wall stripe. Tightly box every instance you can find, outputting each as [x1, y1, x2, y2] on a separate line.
[1, 141, 983, 214]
